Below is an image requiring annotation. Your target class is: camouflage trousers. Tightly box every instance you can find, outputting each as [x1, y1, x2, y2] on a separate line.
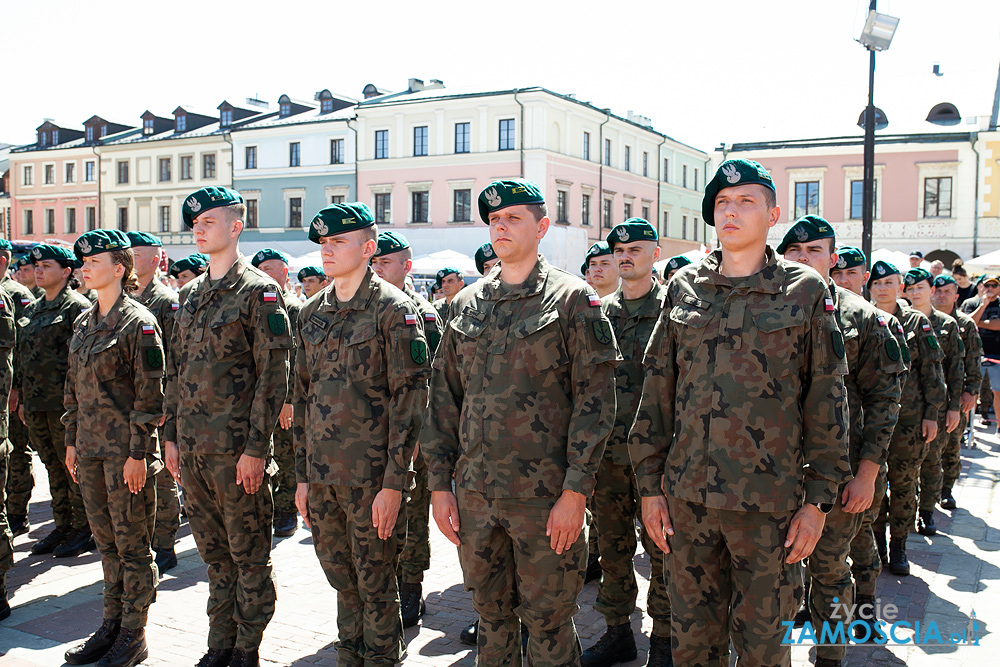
[153, 467, 180, 551]
[398, 454, 430, 585]
[0, 442, 14, 578]
[918, 417, 947, 513]
[941, 412, 968, 492]
[665, 496, 801, 667]
[5, 416, 34, 519]
[592, 459, 669, 635]
[456, 488, 588, 667]
[849, 469, 887, 598]
[25, 410, 87, 530]
[271, 425, 296, 515]
[874, 422, 924, 541]
[180, 453, 276, 652]
[77, 456, 158, 629]
[307, 484, 405, 667]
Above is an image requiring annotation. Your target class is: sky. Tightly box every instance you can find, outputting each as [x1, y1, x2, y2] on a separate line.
[3, 0, 998, 153]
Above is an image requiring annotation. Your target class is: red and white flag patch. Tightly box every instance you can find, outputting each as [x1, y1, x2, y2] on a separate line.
[897, 324, 905, 335]
[20, 298, 30, 306]
[171, 302, 179, 311]
[404, 313, 418, 326]
[877, 315, 887, 327]
[263, 291, 278, 303]
[423, 312, 436, 322]
[922, 322, 932, 333]
[141, 324, 156, 335]
[588, 294, 601, 307]
[824, 298, 835, 312]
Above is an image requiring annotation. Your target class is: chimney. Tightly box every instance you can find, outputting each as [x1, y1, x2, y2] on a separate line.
[408, 78, 425, 92]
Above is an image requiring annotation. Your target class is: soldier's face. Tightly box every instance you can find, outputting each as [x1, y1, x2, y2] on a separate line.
[318, 231, 376, 279]
[614, 241, 660, 282]
[176, 270, 199, 288]
[257, 259, 289, 287]
[870, 275, 902, 304]
[482, 258, 499, 274]
[831, 267, 869, 296]
[80, 253, 123, 291]
[931, 283, 959, 311]
[301, 276, 328, 298]
[781, 241, 836, 280]
[132, 246, 160, 280]
[587, 256, 618, 290]
[34, 260, 72, 290]
[488, 205, 548, 263]
[909, 257, 922, 268]
[192, 211, 240, 254]
[371, 254, 410, 288]
[440, 273, 464, 297]
[666, 269, 679, 282]
[19, 266, 36, 287]
[904, 280, 933, 308]
[713, 185, 779, 252]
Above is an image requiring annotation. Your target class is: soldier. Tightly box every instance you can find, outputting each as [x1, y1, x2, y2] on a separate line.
[432, 267, 464, 323]
[779, 219, 903, 665]
[423, 179, 619, 666]
[0, 283, 17, 621]
[127, 231, 181, 574]
[163, 187, 293, 667]
[74, 268, 100, 303]
[903, 268, 964, 537]
[662, 255, 691, 283]
[630, 159, 850, 667]
[292, 203, 429, 666]
[250, 249, 300, 539]
[0, 241, 36, 537]
[16, 256, 44, 298]
[296, 266, 328, 300]
[962, 275, 1000, 422]
[62, 230, 164, 667]
[585, 241, 619, 298]
[583, 218, 671, 667]
[475, 241, 500, 276]
[931, 274, 983, 509]
[869, 261, 946, 577]
[168, 253, 208, 289]
[19, 245, 94, 558]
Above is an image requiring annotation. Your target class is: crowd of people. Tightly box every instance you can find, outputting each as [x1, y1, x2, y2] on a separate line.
[0, 163, 992, 667]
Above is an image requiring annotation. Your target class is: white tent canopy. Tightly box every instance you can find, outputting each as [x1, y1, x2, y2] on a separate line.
[961, 249, 1000, 275]
[653, 247, 710, 274]
[409, 249, 479, 277]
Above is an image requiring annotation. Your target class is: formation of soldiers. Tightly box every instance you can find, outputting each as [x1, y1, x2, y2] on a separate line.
[0, 159, 987, 667]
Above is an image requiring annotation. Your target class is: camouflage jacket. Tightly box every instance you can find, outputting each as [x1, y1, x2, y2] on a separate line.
[164, 256, 293, 459]
[133, 277, 178, 351]
[62, 293, 164, 459]
[292, 268, 430, 490]
[885, 301, 946, 425]
[0, 287, 15, 445]
[3, 276, 36, 394]
[422, 256, 620, 499]
[951, 308, 983, 397]
[628, 249, 850, 511]
[927, 308, 965, 413]
[282, 288, 302, 389]
[404, 285, 441, 353]
[432, 299, 453, 326]
[832, 285, 903, 469]
[17, 285, 92, 411]
[880, 309, 911, 387]
[601, 278, 668, 467]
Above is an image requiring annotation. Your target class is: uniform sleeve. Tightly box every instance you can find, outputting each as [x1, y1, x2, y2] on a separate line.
[856, 319, 903, 466]
[628, 302, 675, 497]
[963, 319, 983, 396]
[61, 334, 80, 449]
[292, 309, 309, 483]
[245, 289, 294, 459]
[129, 320, 166, 456]
[0, 292, 15, 441]
[421, 308, 466, 493]
[162, 286, 189, 443]
[916, 315, 947, 421]
[941, 321, 965, 412]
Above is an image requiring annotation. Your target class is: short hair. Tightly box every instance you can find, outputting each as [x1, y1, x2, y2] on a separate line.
[762, 187, 776, 210]
[360, 224, 378, 244]
[220, 202, 247, 224]
[526, 202, 549, 222]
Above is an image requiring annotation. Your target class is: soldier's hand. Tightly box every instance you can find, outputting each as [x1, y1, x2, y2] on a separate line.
[7, 388, 17, 414]
[546, 489, 586, 555]
[278, 403, 293, 430]
[432, 490, 461, 546]
[164, 441, 180, 481]
[17, 404, 25, 425]
[65, 445, 78, 483]
[296, 482, 311, 529]
[236, 453, 266, 495]
[922, 419, 939, 443]
[640, 495, 673, 554]
[945, 410, 961, 434]
[960, 392, 976, 414]
[123, 457, 147, 494]
[785, 504, 826, 563]
[841, 477, 875, 513]
[372, 488, 402, 540]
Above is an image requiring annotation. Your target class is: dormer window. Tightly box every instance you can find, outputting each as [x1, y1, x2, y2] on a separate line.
[52, 130, 59, 144]
[176, 115, 187, 132]
[321, 99, 333, 113]
[143, 118, 155, 135]
[86, 126, 95, 142]
[221, 109, 233, 127]
[100, 125, 107, 138]
[280, 103, 291, 117]
[39, 132, 47, 147]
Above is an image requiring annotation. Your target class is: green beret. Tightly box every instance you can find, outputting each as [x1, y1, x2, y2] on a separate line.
[607, 218, 658, 249]
[933, 274, 957, 288]
[475, 243, 496, 275]
[169, 253, 209, 277]
[297, 266, 325, 282]
[374, 231, 410, 257]
[182, 187, 244, 228]
[308, 202, 375, 243]
[126, 231, 162, 248]
[580, 262, 589, 275]
[776, 215, 836, 255]
[665, 255, 692, 272]
[74, 230, 131, 261]
[585, 241, 613, 267]
[904, 267, 933, 287]
[834, 246, 866, 270]
[251, 248, 290, 268]
[702, 158, 775, 227]
[431, 279, 442, 292]
[15, 256, 31, 269]
[478, 179, 545, 224]
[0, 239, 11, 251]
[30, 244, 82, 269]
[436, 267, 462, 282]
[867, 260, 901, 287]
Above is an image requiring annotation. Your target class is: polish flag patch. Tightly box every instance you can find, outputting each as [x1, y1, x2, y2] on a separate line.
[19, 297, 30, 306]
[877, 316, 887, 327]
[897, 324, 905, 335]
[141, 324, 156, 335]
[405, 313, 418, 326]
[588, 294, 601, 307]
[171, 302, 179, 311]
[263, 291, 278, 303]
[423, 312, 436, 322]
[824, 298, 835, 312]
[922, 322, 932, 332]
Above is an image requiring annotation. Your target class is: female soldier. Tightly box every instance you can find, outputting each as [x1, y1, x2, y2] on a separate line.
[62, 230, 164, 667]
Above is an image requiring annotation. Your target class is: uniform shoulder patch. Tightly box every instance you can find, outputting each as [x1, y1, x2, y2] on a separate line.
[145, 347, 164, 370]
[885, 338, 900, 362]
[831, 329, 846, 359]
[268, 313, 286, 336]
[900, 340, 911, 364]
[410, 339, 428, 365]
[926, 334, 939, 350]
[593, 319, 613, 346]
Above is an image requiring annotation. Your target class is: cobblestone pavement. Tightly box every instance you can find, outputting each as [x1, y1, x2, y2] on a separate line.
[2, 421, 1000, 666]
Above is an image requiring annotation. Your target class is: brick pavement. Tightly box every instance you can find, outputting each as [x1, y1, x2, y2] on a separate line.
[2, 421, 1000, 666]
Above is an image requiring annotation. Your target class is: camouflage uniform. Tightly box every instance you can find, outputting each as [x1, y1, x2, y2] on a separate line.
[0, 289, 17, 591]
[164, 256, 293, 652]
[594, 279, 670, 634]
[432, 298, 452, 325]
[63, 293, 165, 629]
[423, 256, 620, 667]
[17, 284, 92, 533]
[2, 276, 36, 523]
[293, 268, 430, 666]
[270, 288, 301, 520]
[628, 250, 850, 667]
[133, 277, 181, 553]
[943, 308, 981, 494]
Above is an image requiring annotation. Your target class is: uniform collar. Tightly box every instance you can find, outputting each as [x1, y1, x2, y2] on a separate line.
[84, 292, 127, 332]
[321, 266, 380, 313]
[195, 255, 248, 295]
[605, 278, 665, 318]
[477, 254, 549, 301]
[695, 246, 783, 294]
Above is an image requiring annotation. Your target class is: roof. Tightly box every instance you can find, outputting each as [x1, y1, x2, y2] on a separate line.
[234, 104, 355, 131]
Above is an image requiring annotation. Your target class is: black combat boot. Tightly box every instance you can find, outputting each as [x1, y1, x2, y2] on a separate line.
[0, 574, 10, 622]
[875, 526, 888, 567]
[939, 487, 957, 510]
[272, 512, 297, 538]
[154, 548, 177, 574]
[459, 619, 478, 646]
[30, 525, 70, 555]
[793, 578, 811, 627]
[581, 623, 637, 667]
[97, 627, 148, 667]
[8, 515, 29, 537]
[646, 633, 673, 667]
[852, 595, 880, 642]
[65, 618, 121, 665]
[400, 581, 425, 628]
[888, 538, 910, 576]
[229, 648, 259, 667]
[815, 658, 841, 667]
[917, 510, 937, 536]
[584, 553, 602, 583]
[195, 647, 233, 667]
[54, 528, 96, 557]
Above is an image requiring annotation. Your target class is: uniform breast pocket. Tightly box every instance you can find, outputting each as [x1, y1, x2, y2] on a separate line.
[450, 313, 486, 361]
[512, 309, 568, 377]
[345, 323, 385, 380]
[668, 305, 712, 373]
[210, 311, 250, 360]
[753, 311, 807, 379]
[89, 339, 128, 382]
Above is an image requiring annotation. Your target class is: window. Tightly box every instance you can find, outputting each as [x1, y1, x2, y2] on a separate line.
[44, 164, 54, 185]
[52, 130, 59, 144]
[375, 130, 389, 159]
[180, 156, 193, 180]
[694, 168, 699, 191]
[45, 209, 55, 234]
[924, 177, 952, 218]
[663, 158, 669, 183]
[498, 119, 515, 151]
[159, 158, 171, 182]
[65, 208, 76, 234]
[603, 198, 613, 228]
[22, 166, 32, 186]
[288, 197, 302, 228]
[203, 154, 216, 179]
[583, 132, 591, 161]
[556, 191, 568, 223]
[118, 206, 128, 231]
[330, 139, 344, 164]
[157, 205, 170, 232]
[682, 165, 688, 188]
[220, 109, 232, 127]
[85, 161, 95, 182]
[39, 132, 47, 147]
[245, 199, 258, 229]
[411, 191, 429, 223]
[175, 115, 186, 132]
[117, 160, 129, 184]
[662, 211, 669, 235]
[374, 193, 391, 224]
[624, 202, 632, 219]
[453, 189, 471, 222]
[143, 118, 155, 135]
[65, 162, 75, 183]
[642, 205, 650, 221]
[604, 139, 612, 166]
[850, 179, 879, 219]
[694, 217, 700, 242]
[682, 215, 688, 239]
[582, 194, 591, 226]
[23, 210, 33, 235]
[455, 122, 471, 153]
[245, 146, 257, 169]
[280, 103, 291, 117]
[624, 146, 631, 172]
[85, 206, 96, 231]
[99, 125, 107, 138]
[794, 181, 820, 218]
[643, 152, 649, 177]
[321, 99, 333, 113]
[289, 143, 300, 167]
[330, 195, 345, 204]
[86, 126, 95, 142]
[413, 126, 428, 157]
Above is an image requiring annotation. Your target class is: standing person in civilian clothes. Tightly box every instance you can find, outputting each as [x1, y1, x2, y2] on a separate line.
[0, 284, 17, 621]
[423, 179, 620, 667]
[163, 187, 293, 667]
[62, 230, 164, 667]
[18, 245, 94, 558]
[586, 241, 619, 298]
[780, 223, 903, 662]
[296, 266, 328, 300]
[630, 160, 850, 667]
[475, 242, 500, 277]
[931, 274, 982, 509]
[251, 249, 300, 539]
[293, 204, 430, 666]
[432, 267, 464, 323]
[964, 275, 1000, 418]
[127, 231, 181, 575]
[583, 218, 671, 667]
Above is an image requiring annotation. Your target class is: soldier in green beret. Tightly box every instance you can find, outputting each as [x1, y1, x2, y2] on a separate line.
[169, 253, 208, 289]
[165, 187, 294, 667]
[475, 242, 499, 276]
[0, 260, 17, 621]
[829, 246, 868, 296]
[780, 218, 904, 662]
[585, 241, 618, 298]
[432, 267, 465, 323]
[293, 202, 430, 666]
[296, 266, 328, 299]
[61, 229, 164, 667]
[663, 255, 692, 282]
[15, 256, 44, 298]
[19, 245, 95, 558]
[630, 160, 850, 667]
